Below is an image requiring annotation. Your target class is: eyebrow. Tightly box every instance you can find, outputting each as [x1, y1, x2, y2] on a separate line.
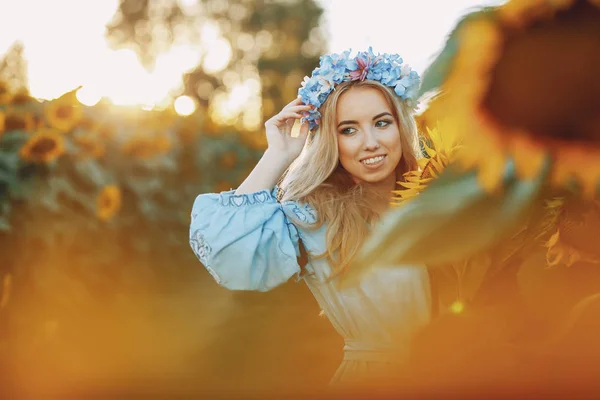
[337, 112, 393, 128]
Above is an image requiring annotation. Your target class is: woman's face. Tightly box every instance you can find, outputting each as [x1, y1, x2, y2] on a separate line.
[335, 86, 403, 185]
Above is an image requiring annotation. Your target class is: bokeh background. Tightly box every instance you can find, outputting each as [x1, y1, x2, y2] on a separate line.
[0, 0, 501, 397]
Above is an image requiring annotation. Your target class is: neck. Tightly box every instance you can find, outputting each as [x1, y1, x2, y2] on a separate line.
[372, 176, 395, 198]
[363, 173, 397, 212]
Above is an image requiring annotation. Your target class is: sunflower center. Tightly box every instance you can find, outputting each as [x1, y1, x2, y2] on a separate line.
[56, 106, 73, 119]
[12, 93, 32, 105]
[420, 159, 434, 180]
[30, 137, 57, 156]
[5, 115, 26, 130]
[101, 195, 114, 209]
[483, 1, 600, 143]
[557, 198, 600, 256]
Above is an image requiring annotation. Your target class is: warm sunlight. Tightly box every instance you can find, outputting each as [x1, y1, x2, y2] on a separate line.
[174, 95, 197, 116]
[76, 85, 103, 107]
[202, 38, 232, 74]
[0, 0, 214, 108]
[0, 0, 499, 112]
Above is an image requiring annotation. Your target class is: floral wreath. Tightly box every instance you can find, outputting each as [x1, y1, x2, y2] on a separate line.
[297, 47, 421, 130]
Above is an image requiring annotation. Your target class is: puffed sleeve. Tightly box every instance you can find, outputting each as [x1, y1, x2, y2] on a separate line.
[189, 187, 302, 292]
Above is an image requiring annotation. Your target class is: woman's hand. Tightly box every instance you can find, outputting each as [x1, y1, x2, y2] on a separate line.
[264, 96, 312, 163]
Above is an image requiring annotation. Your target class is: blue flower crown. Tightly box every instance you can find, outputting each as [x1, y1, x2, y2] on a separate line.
[298, 47, 421, 131]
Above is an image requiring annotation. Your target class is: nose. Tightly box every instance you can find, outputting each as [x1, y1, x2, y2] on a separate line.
[362, 128, 381, 151]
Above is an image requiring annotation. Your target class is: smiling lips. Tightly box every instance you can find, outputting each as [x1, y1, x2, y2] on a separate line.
[361, 154, 386, 167]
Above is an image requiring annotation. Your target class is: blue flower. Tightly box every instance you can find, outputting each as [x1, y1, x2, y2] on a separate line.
[380, 65, 401, 86]
[297, 48, 421, 130]
[345, 59, 358, 70]
[394, 83, 406, 97]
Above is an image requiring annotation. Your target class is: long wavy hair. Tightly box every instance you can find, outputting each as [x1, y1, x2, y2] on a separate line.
[279, 80, 422, 278]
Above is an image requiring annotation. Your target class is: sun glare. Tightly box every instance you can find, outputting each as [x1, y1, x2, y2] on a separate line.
[202, 38, 233, 74]
[76, 86, 103, 106]
[174, 96, 197, 116]
[3, 0, 494, 118]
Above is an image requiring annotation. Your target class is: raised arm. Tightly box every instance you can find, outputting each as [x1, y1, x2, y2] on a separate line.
[235, 97, 311, 194]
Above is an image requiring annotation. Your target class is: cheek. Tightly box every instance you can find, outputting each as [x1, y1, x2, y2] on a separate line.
[387, 130, 403, 158]
[337, 137, 357, 165]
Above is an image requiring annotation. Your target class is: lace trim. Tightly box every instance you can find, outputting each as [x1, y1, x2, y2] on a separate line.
[218, 188, 277, 207]
[289, 203, 318, 224]
[190, 230, 221, 283]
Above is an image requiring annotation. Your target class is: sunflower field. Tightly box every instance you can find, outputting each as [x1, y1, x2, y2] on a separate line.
[0, 82, 335, 396]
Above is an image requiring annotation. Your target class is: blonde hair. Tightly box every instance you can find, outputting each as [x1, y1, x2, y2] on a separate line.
[279, 80, 422, 278]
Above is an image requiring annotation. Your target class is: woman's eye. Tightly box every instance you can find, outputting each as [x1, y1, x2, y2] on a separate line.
[375, 119, 392, 128]
[340, 127, 356, 135]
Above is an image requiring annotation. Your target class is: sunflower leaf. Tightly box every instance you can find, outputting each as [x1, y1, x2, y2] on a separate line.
[0, 215, 10, 232]
[8, 180, 35, 201]
[0, 168, 15, 185]
[0, 150, 20, 173]
[73, 159, 110, 188]
[0, 130, 29, 152]
[342, 160, 549, 287]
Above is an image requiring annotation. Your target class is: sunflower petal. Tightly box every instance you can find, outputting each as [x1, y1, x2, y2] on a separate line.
[477, 151, 507, 193]
[511, 135, 548, 180]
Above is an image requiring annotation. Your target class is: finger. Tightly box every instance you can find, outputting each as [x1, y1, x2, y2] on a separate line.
[284, 96, 305, 108]
[283, 104, 313, 113]
[271, 111, 303, 124]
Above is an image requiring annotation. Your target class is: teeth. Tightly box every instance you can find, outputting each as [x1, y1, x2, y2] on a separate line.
[362, 155, 385, 165]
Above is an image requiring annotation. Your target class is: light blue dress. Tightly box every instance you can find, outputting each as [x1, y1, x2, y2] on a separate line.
[189, 187, 432, 386]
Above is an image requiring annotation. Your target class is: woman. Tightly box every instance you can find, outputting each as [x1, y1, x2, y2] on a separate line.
[189, 49, 432, 390]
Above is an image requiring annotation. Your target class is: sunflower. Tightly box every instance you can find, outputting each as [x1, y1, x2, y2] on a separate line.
[19, 128, 65, 163]
[10, 88, 36, 105]
[0, 81, 11, 105]
[392, 123, 461, 203]
[545, 197, 600, 266]
[96, 185, 122, 221]
[434, 0, 600, 195]
[44, 95, 83, 132]
[3, 109, 36, 132]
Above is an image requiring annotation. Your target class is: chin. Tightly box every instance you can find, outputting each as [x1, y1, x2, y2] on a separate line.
[357, 170, 394, 184]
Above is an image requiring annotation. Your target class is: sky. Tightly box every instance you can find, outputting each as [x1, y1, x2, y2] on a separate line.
[0, 0, 500, 106]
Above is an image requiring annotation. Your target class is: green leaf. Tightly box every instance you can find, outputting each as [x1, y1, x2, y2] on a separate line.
[8, 180, 35, 200]
[342, 160, 549, 287]
[0, 168, 16, 185]
[0, 215, 10, 232]
[73, 159, 110, 187]
[0, 150, 20, 173]
[0, 130, 29, 151]
[39, 176, 95, 214]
